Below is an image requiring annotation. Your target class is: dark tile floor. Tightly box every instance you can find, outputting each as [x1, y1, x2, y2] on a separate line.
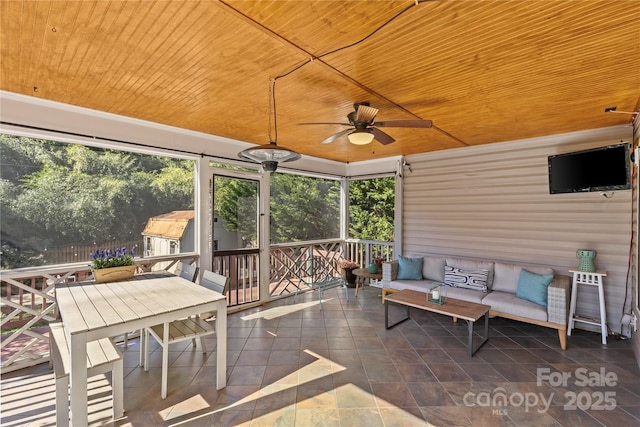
[1, 285, 639, 426]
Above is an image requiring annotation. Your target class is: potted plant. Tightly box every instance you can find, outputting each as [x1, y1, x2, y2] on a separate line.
[91, 247, 137, 283]
[338, 259, 359, 287]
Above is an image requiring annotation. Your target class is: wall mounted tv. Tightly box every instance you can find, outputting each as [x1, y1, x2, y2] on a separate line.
[548, 142, 632, 194]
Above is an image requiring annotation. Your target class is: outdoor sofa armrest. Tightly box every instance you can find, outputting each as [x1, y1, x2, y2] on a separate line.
[382, 261, 398, 288]
[547, 274, 571, 325]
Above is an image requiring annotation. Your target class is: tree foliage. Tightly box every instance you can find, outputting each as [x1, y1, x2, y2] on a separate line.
[0, 135, 194, 269]
[349, 177, 395, 242]
[214, 176, 258, 247]
[270, 174, 340, 243]
[0, 135, 395, 269]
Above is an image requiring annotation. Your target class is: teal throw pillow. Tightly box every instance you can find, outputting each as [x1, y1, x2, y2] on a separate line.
[397, 256, 423, 280]
[516, 269, 554, 307]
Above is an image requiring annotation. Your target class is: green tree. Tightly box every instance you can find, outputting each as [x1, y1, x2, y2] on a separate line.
[349, 177, 395, 242]
[214, 176, 258, 247]
[0, 135, 194, 269]
[270, 174, 340, 243]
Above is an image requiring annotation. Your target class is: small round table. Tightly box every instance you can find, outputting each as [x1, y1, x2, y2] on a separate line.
[352, 268, 382, 297]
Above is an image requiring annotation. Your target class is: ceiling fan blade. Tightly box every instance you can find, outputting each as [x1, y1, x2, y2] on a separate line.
[371, 128, 395, 145]
[355, 105, 379, 123]
[374, 119, 433, 128]
[321, 128, 353, 144]
[299, 122, 351, 126]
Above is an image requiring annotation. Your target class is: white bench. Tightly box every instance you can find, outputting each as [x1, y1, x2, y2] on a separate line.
[49, 322, 124, 426]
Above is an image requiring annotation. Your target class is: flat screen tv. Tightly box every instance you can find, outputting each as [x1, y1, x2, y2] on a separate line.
[548, 142, 632, 194]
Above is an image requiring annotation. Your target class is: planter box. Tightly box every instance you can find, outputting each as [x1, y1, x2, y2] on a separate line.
[92, 265, 137, 283]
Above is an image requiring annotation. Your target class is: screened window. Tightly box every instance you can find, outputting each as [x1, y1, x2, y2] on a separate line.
[349, 176, 395, 242]
[0, 134, 195, 269]
[269, 173, 340, 243]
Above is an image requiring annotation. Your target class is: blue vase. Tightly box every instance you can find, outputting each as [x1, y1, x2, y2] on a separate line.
[368, 263, 378, 274]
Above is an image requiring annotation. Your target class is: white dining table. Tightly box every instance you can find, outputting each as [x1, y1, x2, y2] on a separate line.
[56, 272, 227, 426]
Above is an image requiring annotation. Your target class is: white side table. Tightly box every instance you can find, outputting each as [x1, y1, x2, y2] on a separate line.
[567, 270, 608, 344]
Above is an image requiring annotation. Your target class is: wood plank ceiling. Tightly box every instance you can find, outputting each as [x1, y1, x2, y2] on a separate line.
[1, 0, 639, 163]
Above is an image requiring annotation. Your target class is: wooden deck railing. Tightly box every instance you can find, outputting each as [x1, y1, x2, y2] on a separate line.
[213, 248, 260, 306]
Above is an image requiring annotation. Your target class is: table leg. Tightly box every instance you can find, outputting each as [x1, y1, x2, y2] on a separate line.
[385, 300, 411, 329]
[69, 332, 88, 426]
[354, 276, 361, 297]
[139, 328, 145, 367]
[467, 312, 490, 357]
[161, 322, 169, 399]
[467, 319, 473, 357]
[216, 299, 227, 390]
[385, 299, 389, 328]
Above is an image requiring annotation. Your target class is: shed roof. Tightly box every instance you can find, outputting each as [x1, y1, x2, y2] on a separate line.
[142, 210, 194, 239]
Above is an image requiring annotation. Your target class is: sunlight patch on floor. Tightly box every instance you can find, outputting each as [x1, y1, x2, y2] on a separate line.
[240, 299, 325, 320]
[222, 349, 345, 414]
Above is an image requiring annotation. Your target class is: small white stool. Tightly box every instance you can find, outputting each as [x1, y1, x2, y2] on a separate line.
[567, 270, 608, 344]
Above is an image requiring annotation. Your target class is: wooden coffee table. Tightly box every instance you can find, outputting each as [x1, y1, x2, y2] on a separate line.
[384, 289, 490, 357]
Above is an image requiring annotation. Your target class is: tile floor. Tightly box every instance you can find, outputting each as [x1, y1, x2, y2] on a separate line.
[1, 285, 639, 426]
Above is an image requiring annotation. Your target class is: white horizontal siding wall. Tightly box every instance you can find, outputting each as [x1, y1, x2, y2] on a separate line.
[403, 126, 634, 333]
[631, 115, 640, 365]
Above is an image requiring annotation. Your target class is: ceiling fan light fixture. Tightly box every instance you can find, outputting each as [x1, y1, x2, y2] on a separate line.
[347, 129, 375, 145]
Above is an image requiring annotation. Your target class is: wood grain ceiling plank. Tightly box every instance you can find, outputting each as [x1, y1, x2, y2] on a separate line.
[0, 1, 49, 94]
[49, 1, 112, 102]
[225, 0, 413, 56]
[34, 0, 80, 101]
[46, 1, 126, 107]
[327, 1, 636, 95]
[92, 1, 157, 111]
[107, 2, 187, 113]
[1, 1, 638, 163]
[322, 0, 636, 144]
[0, 1, 25, 91]
[135, 6, 225, 114]
[27, 1, 52, 93]
[219, 0, 429, 122]
[69, 1, 145, 108]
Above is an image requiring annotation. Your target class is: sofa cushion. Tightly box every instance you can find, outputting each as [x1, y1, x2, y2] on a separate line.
[390, 279, 440, 293]
[446, 258, 495, 289]
[397, 256, 423, 280]
[442, 286, 487, 304]
[444, 265, 489, 292]
[516, 269, 554, 307]
[482, 291, 548, 322]
[422, 256, 446, 282]
[493, 262, 554, 294]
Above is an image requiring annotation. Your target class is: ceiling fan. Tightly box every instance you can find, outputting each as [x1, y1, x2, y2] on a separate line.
[299, 102, 433, 145]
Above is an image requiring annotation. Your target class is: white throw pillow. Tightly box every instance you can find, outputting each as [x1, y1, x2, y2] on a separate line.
[446, 258, 494, 289]
[444, 265, 489, 292]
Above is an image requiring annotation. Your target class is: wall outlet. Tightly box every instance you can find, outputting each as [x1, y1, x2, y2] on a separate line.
[633, 314, 638, 333]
